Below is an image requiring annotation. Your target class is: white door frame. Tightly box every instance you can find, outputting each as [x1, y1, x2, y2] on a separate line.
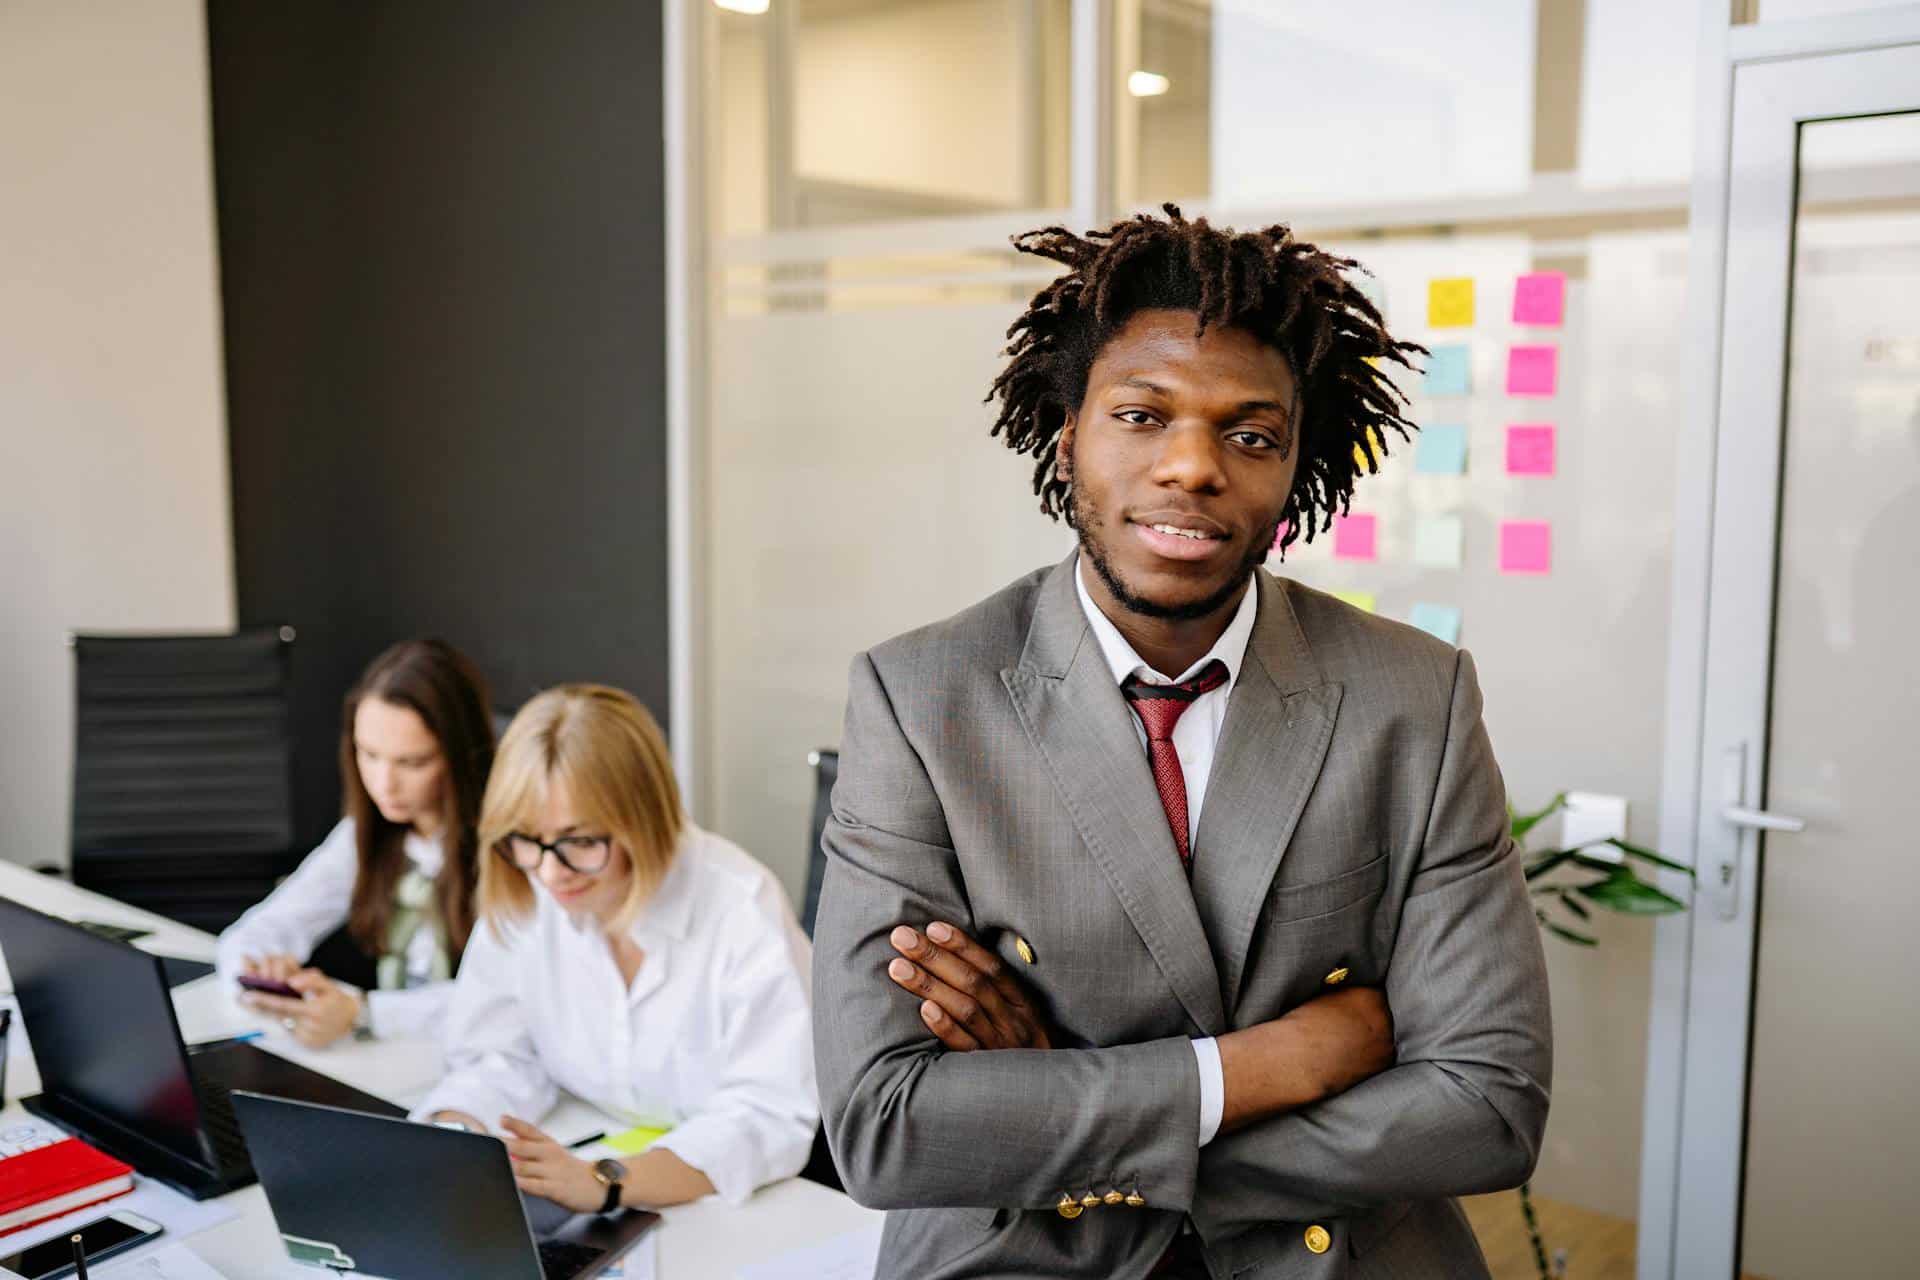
[1640, 16, 1920, 1279]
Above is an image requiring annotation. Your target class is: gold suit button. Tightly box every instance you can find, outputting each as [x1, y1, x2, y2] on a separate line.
[1056, 1193, 1082, 1220]
[1103, 1190, 1124, 1206]
[1304, 1224, 1332, 1254]
[1324, 967, 1350, 985]
[1015, 935, 1036, 965]
[1080, 1192, 1101, 1209]
[1125, 1192, 1147, 1208]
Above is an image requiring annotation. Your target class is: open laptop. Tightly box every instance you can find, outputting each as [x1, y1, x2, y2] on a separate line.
[0, 897, 403, 1200]
[232, 1093, 659, 1280]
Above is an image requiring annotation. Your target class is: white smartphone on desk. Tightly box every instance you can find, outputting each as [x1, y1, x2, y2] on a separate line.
[0, 1210, 162, 1279]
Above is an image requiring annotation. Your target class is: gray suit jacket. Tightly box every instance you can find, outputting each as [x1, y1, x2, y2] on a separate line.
[813, 556, 1552, 1279]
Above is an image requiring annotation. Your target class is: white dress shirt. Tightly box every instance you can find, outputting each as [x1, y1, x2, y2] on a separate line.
[216, 817, 452, 1039]
[1075, 558, 1258, 1148]
[410, 823, 818, 1206]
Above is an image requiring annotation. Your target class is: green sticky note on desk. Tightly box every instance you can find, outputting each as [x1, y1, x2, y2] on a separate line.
[605, 1124, 671, 1154]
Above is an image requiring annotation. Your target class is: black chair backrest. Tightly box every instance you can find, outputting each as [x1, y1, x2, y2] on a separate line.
[70, 629, 297, 933]
[800, 748, 838, 939]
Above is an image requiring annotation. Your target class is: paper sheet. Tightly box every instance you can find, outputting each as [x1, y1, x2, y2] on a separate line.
[1421, 345, 1472, 397]
[1426, 278, 1475, 328]
[597, 1229, 658, 1280]
[95, 1244, 228, 1280]
[1410, 603, 1463, 645]
[0, 1177, 236, 1262]
[1511, 272, 1566, 326]
[1505, 344, 1558, 397]
[1505, 424, 1557, 476]
[1412, 514, 1464, 569]
[735, 1224, 883, 1280]
[1332, 513, 1377, 562]
[1414, 424, 1469, 476]
[1499, 521, 1553, 575]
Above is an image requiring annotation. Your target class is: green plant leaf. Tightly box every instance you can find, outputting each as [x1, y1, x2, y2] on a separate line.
[1524, 849, 1577, 881]
[1541, 919, 1599, 947]
[1511, 792, 1569, 841]
[1602, 837, 1696, 878]
[1576, 869, 1689, 915]
[1557, 890, 1591, 920]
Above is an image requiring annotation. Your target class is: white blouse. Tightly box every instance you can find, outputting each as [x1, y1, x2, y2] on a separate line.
[410, 824, 818, 1206]
[215, 817, 454, 1039]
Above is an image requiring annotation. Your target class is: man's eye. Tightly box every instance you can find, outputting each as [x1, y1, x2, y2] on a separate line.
[1230, 430, 1276, 449]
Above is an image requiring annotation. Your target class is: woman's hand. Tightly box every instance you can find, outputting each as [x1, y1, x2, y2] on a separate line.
[239, 952, 303, 983]
[240, 969, 362, 1048]
[500, 1117, 606, 1213]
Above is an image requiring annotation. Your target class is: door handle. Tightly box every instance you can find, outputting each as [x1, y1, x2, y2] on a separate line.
[1722, 805, 1807, 833]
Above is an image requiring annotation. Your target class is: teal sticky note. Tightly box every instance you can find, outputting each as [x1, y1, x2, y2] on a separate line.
[1410, 603, 1462, 645]
[1415, 424, 1469, 475]
[1423, 344, 1471, 397]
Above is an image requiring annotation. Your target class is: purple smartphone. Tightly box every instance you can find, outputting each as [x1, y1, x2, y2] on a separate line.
[237, 972, 301, 998]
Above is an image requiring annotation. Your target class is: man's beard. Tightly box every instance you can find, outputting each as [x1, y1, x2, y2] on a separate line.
[1071, 483, 1278, 624]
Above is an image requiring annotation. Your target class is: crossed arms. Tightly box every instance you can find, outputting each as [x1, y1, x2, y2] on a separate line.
[811, 650, 1552, 1235]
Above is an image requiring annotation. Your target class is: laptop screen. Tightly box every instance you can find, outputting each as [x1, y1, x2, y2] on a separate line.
[0, 899, 207, 1165]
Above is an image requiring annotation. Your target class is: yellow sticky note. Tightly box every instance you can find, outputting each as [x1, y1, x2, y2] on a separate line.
[1427, 278, 1475, 328]
[1352, 425, 1383, 471]
[1331, 589, 1377, 613]
[605, 1125, 671, 1154]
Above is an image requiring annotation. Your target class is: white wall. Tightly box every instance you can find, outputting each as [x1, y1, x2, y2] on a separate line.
[0, 0, 235, 869]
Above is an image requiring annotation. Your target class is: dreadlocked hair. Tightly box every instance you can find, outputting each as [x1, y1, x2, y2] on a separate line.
[987, 204, 1425, 552]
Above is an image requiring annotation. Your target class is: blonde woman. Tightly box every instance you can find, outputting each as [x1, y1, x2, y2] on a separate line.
[413, 684, 816, 1212]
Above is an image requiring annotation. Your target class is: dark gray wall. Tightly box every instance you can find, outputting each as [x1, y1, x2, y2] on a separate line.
[208, 1, 669, 849]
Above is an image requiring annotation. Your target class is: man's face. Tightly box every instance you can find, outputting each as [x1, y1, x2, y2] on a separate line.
[1060, 308, 1300, 621]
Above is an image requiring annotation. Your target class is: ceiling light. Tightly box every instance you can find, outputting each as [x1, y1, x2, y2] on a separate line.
[714, 0, 769, 14]
[1128, 70, 1171, 98]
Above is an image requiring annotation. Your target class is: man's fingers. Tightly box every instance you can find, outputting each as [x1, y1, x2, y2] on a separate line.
[920, 999, 982, 1052]
[887, 958, 995, 1043]
[893, 932, 1012, 1029]
[924, 922, 1033, 1010]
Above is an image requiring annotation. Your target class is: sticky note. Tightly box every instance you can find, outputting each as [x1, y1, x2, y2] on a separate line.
[605, 1125, 672, 1154]
[1410, 603, 1463, 645]
[1499, 521, 1552, 575]
[1512, 272, 1566, 326]
[1413, 514, 1464, 568]
[1333, 513, 1378, 561]
[1331, 589, 1377, 613]
[1506, 344, 1558, 397]
[1352, 426, 1385, 472]
[1506, 424, 1557, 476]
[1423, 345, 1472, 397]
[1428, 277, 1475, 328]
[1415, 424, 1469, 476]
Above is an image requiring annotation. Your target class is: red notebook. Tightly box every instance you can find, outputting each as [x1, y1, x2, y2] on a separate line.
[0, 1137, 135, 1235]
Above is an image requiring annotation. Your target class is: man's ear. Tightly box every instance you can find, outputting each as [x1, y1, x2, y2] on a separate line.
[1055, 412, 1076, 483]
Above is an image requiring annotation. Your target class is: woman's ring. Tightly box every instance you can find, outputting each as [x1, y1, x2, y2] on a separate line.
[280, 1017, 297, 1032]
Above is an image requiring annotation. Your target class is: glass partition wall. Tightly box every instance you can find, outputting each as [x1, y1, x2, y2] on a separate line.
[696, 4, 1701, 1274]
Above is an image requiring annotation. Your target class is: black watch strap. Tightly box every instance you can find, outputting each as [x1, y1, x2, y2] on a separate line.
[599, 1178, 622, 1214]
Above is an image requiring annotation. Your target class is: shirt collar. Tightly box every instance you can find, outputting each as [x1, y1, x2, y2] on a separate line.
[1074, 554, 1259, 690]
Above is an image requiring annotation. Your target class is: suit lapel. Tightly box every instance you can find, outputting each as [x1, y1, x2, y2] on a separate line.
[1190, 572, 1343, 1018]
[1001, 557, 1227, 1037]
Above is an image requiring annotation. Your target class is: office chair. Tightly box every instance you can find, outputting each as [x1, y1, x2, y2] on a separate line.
[69, 628, 299, 933]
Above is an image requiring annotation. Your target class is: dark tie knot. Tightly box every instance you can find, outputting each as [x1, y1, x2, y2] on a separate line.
[1121, 659, 1229, 743]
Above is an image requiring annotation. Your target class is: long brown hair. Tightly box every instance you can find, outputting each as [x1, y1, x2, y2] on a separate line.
[339, 639, 494, 966]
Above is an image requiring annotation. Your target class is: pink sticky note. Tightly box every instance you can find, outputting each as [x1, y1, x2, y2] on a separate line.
[1333, 513, 1377, 561]
[1506, 344, 1558, 397]
[1512, 272, 1565, 326]
[1506, 424, 1557, 476]
[1499, 521, 1552, 575]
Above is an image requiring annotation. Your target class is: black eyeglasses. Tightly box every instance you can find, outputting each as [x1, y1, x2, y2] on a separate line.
[498, 832, 614, 875]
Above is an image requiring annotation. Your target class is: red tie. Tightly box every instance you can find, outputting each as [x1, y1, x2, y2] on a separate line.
[1121, 659, 1228, 868]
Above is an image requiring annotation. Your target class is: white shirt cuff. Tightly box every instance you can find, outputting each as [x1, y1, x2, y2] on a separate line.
[1192, 1036, 1224, 1147]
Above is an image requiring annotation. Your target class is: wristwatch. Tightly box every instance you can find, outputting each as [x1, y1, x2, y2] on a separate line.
[591, 1158, 627, 1214]
[346, 986, 375, 1041]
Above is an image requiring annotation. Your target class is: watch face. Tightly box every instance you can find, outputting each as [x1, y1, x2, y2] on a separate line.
[593, 1157, 627, 1184]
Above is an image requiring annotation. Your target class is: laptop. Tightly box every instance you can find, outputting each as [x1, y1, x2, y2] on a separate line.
[232, 1093, 660, 1280]
[0, 897, 403, 1200]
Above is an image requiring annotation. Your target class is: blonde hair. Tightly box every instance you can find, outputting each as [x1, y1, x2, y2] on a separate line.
[478, 684, 684, 934]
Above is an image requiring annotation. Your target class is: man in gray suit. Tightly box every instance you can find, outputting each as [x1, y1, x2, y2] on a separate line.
[812, 208, 1552, 1278]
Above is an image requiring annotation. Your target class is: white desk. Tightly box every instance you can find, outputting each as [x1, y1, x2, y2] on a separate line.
[0, 863, 879, 1278]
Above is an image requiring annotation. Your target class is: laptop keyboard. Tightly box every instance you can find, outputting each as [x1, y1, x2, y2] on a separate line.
[537, 1239, 605, 1280]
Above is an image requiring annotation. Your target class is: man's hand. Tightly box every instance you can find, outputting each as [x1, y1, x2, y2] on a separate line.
[1217, 985, 1395, 1133]
[240, 968, 362, 1048]
[886, 922, 1053, 1051]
